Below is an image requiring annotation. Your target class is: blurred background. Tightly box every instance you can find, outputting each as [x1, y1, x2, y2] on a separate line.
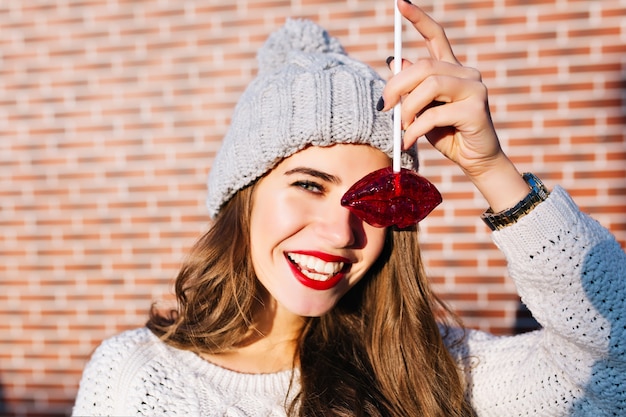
[1, 0, 624, 415]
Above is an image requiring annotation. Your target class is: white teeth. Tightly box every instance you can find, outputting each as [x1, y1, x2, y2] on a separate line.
[288, 253, 344, 281]
[300, 269, 330, 281]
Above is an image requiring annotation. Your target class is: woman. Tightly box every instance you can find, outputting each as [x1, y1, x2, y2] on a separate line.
[72, 1, 626, 416]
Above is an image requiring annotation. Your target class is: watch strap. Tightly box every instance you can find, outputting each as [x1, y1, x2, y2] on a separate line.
[481, 173, 550, 231]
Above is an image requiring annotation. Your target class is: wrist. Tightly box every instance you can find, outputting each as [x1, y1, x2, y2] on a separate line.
[464, 154, 529, 212]
[481, 173, 550, 231]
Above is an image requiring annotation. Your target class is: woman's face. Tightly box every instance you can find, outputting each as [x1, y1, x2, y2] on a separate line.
[249, 144, 390, 318]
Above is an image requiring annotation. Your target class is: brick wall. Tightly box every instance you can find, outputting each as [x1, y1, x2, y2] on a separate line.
[0, 0, 624, 415]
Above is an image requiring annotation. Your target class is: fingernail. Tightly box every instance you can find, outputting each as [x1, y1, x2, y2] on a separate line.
[385, 56, 394, 67]
[403, 0, 412, 4]
[376, 97, 385, 111]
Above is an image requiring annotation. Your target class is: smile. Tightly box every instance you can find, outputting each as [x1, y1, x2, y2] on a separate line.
[286, 252, 349, 290]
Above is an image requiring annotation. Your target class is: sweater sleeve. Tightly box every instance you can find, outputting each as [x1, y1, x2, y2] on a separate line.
[448, 186, 626, 417]
[72, 328, 164, 416]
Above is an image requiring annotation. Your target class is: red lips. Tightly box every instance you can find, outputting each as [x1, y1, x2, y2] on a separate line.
[340, 167, 442, 229]
[286, 252, 349, 291]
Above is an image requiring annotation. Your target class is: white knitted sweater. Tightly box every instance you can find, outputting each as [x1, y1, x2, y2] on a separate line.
[72, 187, 626, 416]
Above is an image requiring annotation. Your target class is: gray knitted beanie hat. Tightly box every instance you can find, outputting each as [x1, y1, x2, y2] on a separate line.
[206, 18, 415, 218]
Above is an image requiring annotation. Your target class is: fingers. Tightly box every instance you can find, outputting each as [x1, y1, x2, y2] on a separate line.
[386, 56, 412, 73]
[380, 59, 481, 110]
[383, 1, 492, 155]
[386, 1, 503, 179]
[401, 84, 489, 149]
[400, 73, 484, 125]
[397, 0, 459, 64]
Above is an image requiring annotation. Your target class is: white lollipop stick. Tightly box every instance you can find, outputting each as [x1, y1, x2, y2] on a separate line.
[392, 1, 402, 173]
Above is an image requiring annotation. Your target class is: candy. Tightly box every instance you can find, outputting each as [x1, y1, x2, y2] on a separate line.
[340, 1, 442, 229]
[341, 167, 442, 228]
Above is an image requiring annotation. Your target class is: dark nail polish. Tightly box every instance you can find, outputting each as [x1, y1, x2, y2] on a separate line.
[385, 56, 394, 67]
[376, 97, 385, 111]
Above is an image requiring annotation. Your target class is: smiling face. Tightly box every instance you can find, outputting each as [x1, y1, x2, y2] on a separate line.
[249, 144, 391, 319]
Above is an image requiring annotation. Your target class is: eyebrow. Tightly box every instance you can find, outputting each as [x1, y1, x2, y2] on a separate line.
[283, 167, 340, 184]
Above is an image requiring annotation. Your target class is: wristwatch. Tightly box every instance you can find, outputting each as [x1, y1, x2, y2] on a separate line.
[481, 173, 550, 231]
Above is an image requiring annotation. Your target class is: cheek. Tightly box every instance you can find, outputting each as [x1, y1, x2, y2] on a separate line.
[364, 227, 387, 265]
[250, 192, 307, 249]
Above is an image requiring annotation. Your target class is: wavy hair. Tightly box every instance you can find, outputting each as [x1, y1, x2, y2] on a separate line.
[147, 183, 474, 417]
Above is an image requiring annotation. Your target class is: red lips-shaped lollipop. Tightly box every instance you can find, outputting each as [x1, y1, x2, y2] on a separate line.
[341, 1, 442, 229]
[341, 167, 442, 229]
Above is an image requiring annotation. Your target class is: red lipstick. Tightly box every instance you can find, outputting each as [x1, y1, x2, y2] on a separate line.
[285, 252, 350, 291]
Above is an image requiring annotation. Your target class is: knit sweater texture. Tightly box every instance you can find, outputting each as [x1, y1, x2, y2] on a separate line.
[72, 186, 626, 416]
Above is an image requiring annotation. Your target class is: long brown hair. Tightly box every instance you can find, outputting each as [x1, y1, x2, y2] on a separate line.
[147, 184, 474, 417]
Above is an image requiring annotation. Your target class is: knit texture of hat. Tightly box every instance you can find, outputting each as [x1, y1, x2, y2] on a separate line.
[206, 18, 415, 218]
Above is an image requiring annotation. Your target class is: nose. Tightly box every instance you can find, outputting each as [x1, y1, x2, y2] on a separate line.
[314, 202, 362, 248]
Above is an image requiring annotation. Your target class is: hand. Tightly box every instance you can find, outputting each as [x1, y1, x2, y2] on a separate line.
[380, 0, 531, 212]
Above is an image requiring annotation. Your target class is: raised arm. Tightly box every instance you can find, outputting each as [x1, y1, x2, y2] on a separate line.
[382, 1, 626, 415]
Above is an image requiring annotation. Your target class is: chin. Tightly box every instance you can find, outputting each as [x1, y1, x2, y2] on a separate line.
[283, 299, 339, 318]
